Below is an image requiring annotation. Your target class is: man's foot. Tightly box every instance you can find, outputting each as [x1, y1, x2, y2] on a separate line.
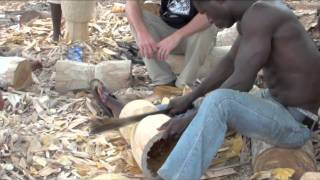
[90, 79, 115, 117]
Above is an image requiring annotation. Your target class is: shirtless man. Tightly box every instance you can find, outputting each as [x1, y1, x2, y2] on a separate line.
[156, 0, 320, 179]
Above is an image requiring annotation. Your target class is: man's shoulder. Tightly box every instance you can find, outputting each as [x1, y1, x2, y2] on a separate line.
[241, 1, 290, 34]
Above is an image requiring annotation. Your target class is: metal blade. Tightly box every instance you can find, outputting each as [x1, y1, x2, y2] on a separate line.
[90, 107, 170, 134]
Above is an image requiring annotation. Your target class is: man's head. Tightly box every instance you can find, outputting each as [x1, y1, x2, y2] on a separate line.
[193, 0, 234, 28]
[193, 0, 255, 28]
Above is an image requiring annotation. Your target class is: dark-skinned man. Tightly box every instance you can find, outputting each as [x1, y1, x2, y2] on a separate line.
[126, 0, 218, 87]
[155, 0, 320, 179]
[48, 0, 62, 42]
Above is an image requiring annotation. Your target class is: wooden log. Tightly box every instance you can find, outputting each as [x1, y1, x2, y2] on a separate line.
[130, 114, 172, 178]
[118, 100, 176, 178]
[216, 24, 238, 47]
[252, 139, 317, 180]
[55, 60, 95, 92]
[61, 0, 96, 42]
[301, 172, 320, 180]
[118, 100, 158, 143]
[94, 60, 132, 91]
[0, 56, 33, 90]
[55, 60, 131, 92]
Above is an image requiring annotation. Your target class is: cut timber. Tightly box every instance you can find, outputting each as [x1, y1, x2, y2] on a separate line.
[55, 60, 131, 92]
[55, 60, 95, 92]
[301, 172, 320, 180]
[0, 56, 33, 90]
[118, 100, 157, 143]
[216, 24, 238, 47]
[94, 60, 132, 91]
[61, 0, 96, 42]
[131, 114, 173, 178]
[118, 100, 176, 178]
[252, 139, 317, 180]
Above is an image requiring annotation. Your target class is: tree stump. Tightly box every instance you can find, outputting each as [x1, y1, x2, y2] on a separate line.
[0, 56, 33, 90]
[252, 139, 317, 180]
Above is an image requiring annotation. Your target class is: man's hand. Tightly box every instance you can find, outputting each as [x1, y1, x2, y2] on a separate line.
[168, 94, 194, 115]
[137, 31, 158, 59]
[157, 32, 183, 61]
[158, 109, 196, 139]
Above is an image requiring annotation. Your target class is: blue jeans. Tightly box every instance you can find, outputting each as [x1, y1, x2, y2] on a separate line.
[158, 89, 311, 180]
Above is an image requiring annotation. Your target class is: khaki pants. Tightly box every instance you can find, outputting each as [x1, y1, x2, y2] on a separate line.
[132, 11, 218, 87]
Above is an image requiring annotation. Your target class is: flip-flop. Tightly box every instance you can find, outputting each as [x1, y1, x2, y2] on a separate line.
[90, 79, 116, 117]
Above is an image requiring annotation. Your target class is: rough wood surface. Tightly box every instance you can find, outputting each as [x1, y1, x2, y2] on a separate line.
[252, 139, 317, 179]
[301, 172, 320, 180]
[95, 60, 132, 91]
[118, 100, 172, 178]
[55, 60, 95, 92]
[0, 56, 33, 90]
[55, 60, 131, 92]
[118, 100, 157, 143]
[61, 0, 96, 41]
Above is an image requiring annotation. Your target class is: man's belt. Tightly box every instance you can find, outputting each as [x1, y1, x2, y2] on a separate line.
[297, 108, 320, 130]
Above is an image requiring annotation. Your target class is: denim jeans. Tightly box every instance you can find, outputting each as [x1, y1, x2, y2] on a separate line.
[158, 89, 311, 180]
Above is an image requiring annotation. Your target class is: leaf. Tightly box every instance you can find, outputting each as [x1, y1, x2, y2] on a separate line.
[68, 117, 88, 130]
[32, 156, 47, 167]
[38, 166, 61, 177]
[154, 86, 183, 97]
[272, 168, 295, 180]
[213, 134, 243, 165]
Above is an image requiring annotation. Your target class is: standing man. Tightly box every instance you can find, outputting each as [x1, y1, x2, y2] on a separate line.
[157, 0, 320, 179]
[126, 0, 218, 87]
[48, 0, 62, 42]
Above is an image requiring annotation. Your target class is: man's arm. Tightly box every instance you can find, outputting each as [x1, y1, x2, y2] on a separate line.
[188, 37, 241, 100]
[168, 37, 240, 114]
[220, 4, 273, 91]
[125, 0, 157, 59]
[125, 0, 148, 36]
[176, 13, 210, 40]
[157, 13, 211, 61]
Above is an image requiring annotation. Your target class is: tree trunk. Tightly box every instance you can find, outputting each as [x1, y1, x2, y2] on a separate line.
[55, 60, 131, 92]
[252, 138, 317, 180]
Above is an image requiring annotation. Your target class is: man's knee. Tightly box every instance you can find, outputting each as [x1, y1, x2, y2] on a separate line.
[206, 89, 237, 104]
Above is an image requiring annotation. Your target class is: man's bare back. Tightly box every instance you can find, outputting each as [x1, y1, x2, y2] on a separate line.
[165, 0, 320, 116]
[245, 1, 320, 112]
